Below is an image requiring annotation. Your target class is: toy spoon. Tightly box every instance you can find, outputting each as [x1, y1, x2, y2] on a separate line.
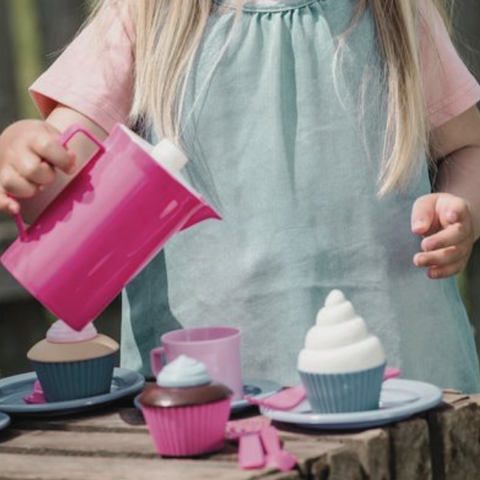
[260, 424, 297, 472]
[226, 417, 269, 470]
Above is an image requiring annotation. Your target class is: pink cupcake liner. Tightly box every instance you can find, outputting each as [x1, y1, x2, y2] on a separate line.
[141, 398, 231, 457]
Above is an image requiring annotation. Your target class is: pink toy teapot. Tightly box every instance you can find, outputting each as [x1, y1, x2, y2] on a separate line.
[1, 123, 220, 331]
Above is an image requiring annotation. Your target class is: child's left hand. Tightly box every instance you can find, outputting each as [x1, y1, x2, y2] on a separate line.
[411, 192, 475, 279]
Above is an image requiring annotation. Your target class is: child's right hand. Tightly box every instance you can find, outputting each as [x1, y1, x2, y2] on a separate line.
[0, 119, 76, 214]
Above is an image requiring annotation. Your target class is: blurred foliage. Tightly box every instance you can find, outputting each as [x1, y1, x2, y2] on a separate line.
[7, 0, 43, 119]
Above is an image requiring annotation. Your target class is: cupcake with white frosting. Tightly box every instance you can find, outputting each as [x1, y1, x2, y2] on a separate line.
[298, 290, 386, 413]
[27, 320, 119, 402]
[138, 355, 232, 457]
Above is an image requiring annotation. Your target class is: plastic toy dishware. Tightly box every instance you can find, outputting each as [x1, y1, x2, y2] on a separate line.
[259, 424, 297, 472]
[226, 418, 297, 472]
[245, 367, 401, 411]
[0, 369, 145, 417]
[150, 327, 243, 401]
[0, 412, 11, 430]
[0, 123, 220, 331]
[259, 379, 443, 430]
[23, 380, 45, 404]
[226, 417, 270, 470]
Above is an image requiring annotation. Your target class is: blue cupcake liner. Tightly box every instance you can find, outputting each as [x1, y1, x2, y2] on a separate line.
[31, 352, 117, 402]
[299, 363, 386, 413]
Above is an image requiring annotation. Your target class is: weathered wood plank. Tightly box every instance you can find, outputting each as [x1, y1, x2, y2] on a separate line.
[280, 425, 390, 480]
[0, 453, 277, 480]
[428, 394, 480, 480]
[1, 418, 349, 478]
[12, 407, 147, 433]
[279, 435, 350, 480]
[310, 447, 364, 480]
[0, 426, 348, 466]
[0, 434, 348, 479]
[0, 429, 159, 458]
[1, 393, 479, 480]
[327, 428, 390, 480]
[389, 417, 432, 480]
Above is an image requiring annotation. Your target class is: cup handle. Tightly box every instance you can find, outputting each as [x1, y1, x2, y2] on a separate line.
[11, 124, 106, 241]
[12, 210, 27, 241]
[57, 123, 106, 152]
[150, 346, 165, 378]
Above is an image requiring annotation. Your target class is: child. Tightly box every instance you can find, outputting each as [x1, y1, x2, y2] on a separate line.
[1, 0, 480, 392]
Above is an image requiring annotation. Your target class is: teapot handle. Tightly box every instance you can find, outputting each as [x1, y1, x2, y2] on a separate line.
[12, 124, 106, 240]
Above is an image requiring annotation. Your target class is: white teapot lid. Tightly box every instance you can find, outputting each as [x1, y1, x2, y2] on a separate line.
[151, 139, 188, 173]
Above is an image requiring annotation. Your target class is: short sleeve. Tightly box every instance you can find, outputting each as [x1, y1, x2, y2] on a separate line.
[29, 3, 134, 133]
[420, 0, 480, 128]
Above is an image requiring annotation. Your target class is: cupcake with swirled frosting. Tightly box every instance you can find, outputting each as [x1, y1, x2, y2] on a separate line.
[27, 320, 119, 402]
[297, 290, 386, 413]
[138, 355, 232, 457]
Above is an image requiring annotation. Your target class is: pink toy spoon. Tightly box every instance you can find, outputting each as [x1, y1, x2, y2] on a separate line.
[259, 424, 297, 472]
[226, 417, 270, 470]
[23, 380, 46, 404]
[245, 384, 306, 411]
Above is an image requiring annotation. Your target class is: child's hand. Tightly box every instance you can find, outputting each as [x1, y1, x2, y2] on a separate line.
[0, 119, 76, 214]
[411, 192, 475, 279]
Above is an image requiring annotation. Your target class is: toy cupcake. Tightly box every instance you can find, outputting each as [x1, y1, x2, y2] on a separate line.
[297, 290, 386, 413]
[138, 355, 232, 457]
[27, 320, 119, 402]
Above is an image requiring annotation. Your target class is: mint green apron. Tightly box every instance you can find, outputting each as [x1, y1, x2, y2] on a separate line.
[121, 0, 480, 392]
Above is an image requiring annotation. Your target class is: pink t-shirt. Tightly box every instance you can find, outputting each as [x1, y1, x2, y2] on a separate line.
[30, 0, 480, 133]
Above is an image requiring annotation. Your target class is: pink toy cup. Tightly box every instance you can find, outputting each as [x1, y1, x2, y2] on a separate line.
[150, 327, 243, 401]
[1, 123, 220, 331]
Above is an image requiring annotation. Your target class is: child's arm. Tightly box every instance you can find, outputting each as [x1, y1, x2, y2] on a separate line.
[411, 104, 480, 279]
[0, 106, 107, 215]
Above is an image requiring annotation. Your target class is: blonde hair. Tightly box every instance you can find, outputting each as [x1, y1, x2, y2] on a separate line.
[360, 0, 450, 194]
[92, 0, 450, 194]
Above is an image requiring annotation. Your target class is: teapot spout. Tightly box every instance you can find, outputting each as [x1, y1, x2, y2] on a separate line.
[181, 203, 222, 230]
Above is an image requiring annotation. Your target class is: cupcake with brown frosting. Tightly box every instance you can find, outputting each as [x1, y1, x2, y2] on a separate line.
[27, 320, 119, 402]
[138, 355, 232, 457]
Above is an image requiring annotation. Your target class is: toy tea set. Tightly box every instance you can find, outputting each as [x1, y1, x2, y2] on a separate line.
[0, 123, 291, 467]
[0, 122, 233, 454]
[0, 124, 440, 468]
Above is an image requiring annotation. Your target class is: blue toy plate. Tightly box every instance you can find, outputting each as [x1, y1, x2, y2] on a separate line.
[0, 368, 145, 417]
[134, 378, 282, 414]
[260, 379, 442, 429]
[232, 378, 282, 413]
[0, 411, 11, 430]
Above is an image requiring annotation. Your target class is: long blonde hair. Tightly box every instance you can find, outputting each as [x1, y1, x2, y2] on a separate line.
[92, 0, 450, 194]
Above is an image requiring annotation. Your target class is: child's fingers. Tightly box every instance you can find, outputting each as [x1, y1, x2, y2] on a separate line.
[13, 149, 56, 186]
[435, 194, 470, 229]
[411, 194, 439, 235]
[426, 259, 468, 279]
[413, 243, 469, 269]
[419, 221, 471, 253]
[0, 163, 39, 198]
[0, 190, 20, 214]
[30, 134, 76, 174]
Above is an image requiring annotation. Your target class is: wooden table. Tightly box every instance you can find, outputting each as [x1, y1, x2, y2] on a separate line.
[1, 390, 479, 480]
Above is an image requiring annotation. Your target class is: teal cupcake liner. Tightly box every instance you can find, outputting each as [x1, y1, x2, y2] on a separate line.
[299, 363, 386, 413]
[31, 352, 117, 402]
